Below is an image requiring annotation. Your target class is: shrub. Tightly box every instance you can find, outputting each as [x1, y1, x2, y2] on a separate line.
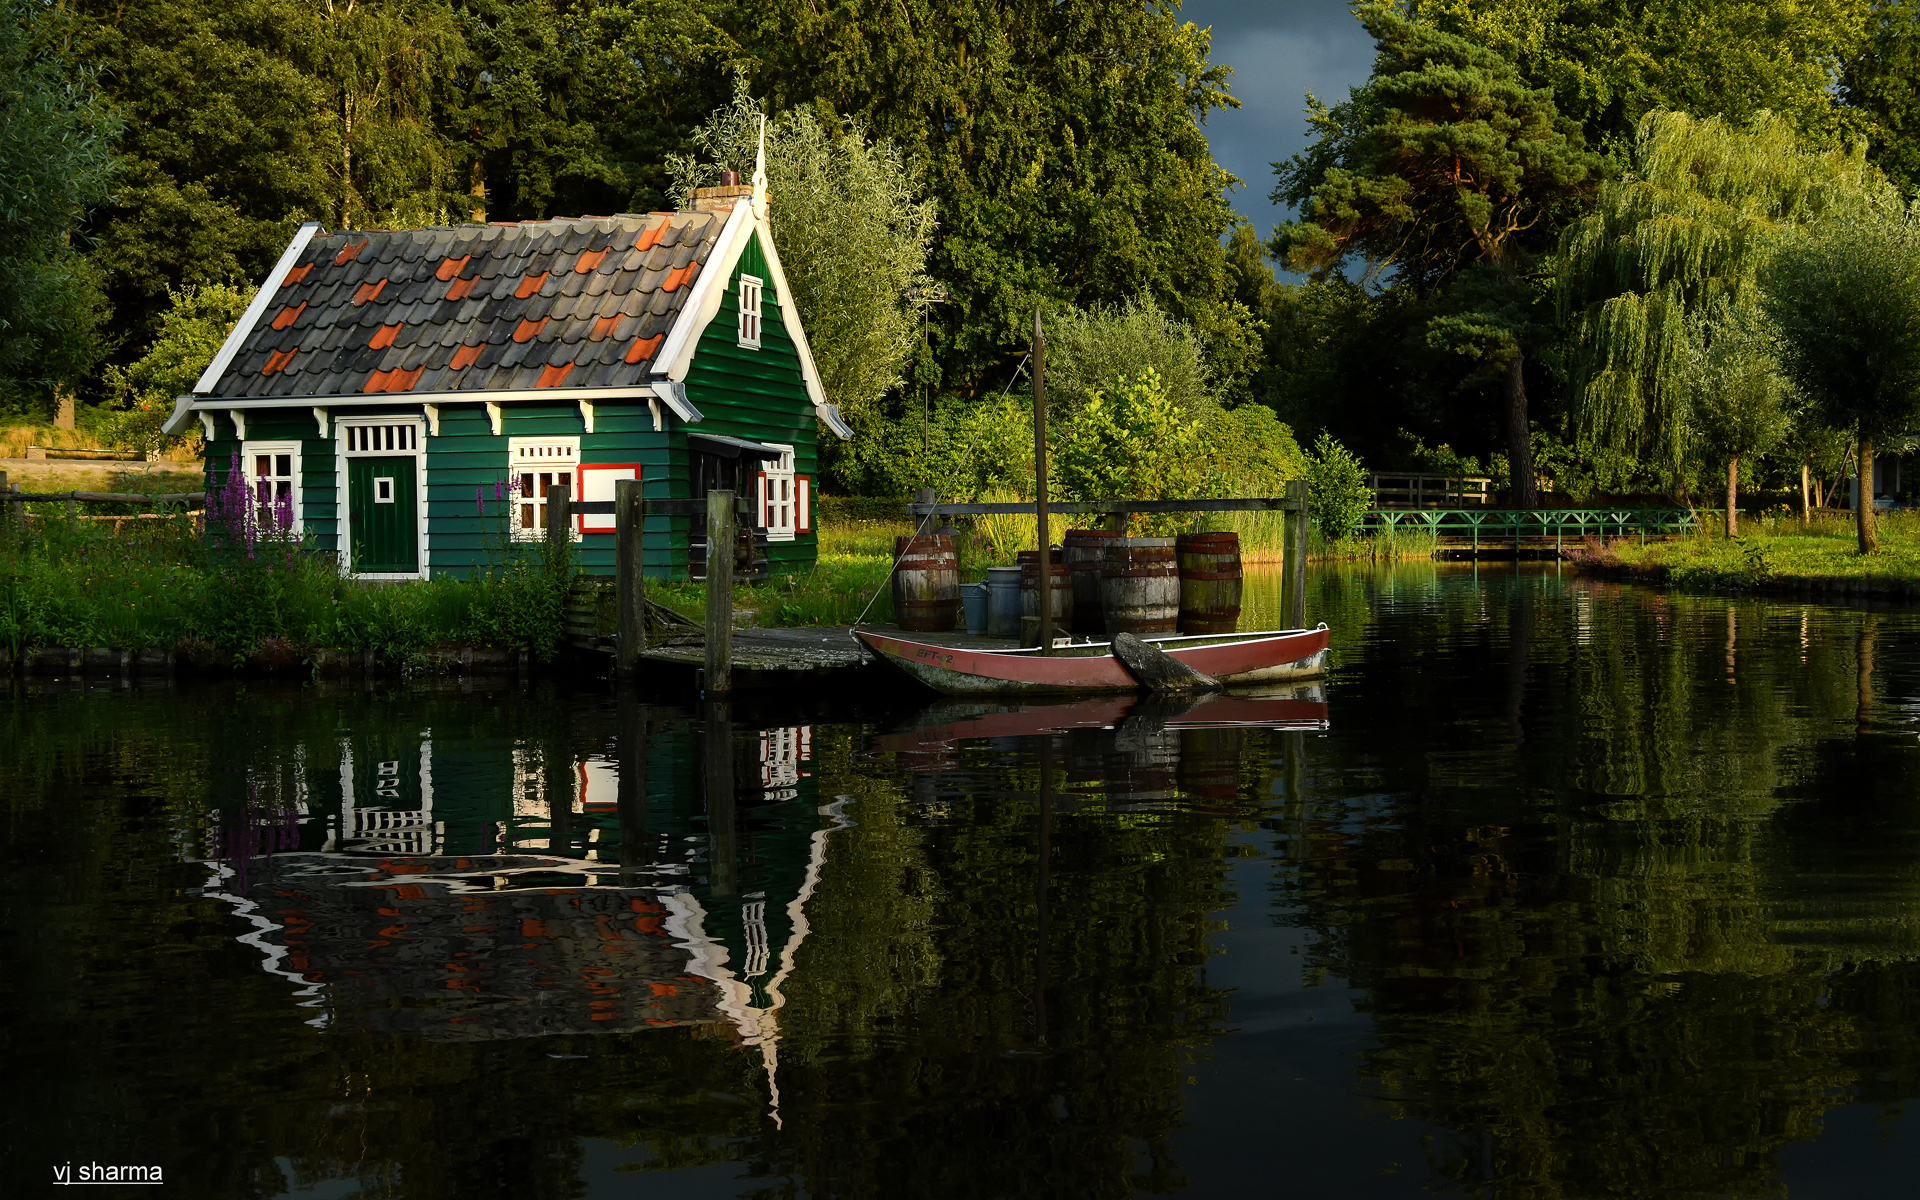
[1305, 433, 1371, 539]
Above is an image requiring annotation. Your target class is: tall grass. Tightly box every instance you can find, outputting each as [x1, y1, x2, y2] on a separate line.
[0, 487, 570, 661]
[0, 421, 200, 462]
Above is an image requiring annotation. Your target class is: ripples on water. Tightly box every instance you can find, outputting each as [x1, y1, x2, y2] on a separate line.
[6, 563, 1920, 1198]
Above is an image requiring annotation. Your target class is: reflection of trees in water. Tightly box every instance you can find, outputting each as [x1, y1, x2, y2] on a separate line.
[1276, 569, 1920, 1198]
[2, 684, 1283, 1199]
[757, 724, 1262, 1199]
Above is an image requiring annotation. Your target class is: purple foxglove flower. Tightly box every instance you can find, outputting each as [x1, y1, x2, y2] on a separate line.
[476, 485, 486, 515]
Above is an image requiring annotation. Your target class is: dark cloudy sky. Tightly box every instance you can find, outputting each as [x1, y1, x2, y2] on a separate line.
[1180, 0, 1377, 237]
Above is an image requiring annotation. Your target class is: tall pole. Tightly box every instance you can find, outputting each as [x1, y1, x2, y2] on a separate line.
[615, 479, 647, 680]
[1033, 309, 1054, 654]
[704, 489, 735, 695]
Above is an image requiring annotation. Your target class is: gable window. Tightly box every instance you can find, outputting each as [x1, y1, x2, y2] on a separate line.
[756, 445, 796, 541]
[509, 437, 581, 540]
[242, 440, 301, 530]
[737, 274, 763, 349]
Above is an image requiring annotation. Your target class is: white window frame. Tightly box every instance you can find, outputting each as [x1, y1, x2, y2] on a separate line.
[737, 273, 763, 349]
[509, 436, 583, 542]
[241, 439, 302, 530]
[757, 444, 796, 542]
[334, 415, 429, 580]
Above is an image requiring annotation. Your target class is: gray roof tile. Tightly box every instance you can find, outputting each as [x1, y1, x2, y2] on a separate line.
[208, 213, 721, 398]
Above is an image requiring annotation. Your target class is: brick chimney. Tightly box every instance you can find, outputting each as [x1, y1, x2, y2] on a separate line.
[693, 170, 752, 214]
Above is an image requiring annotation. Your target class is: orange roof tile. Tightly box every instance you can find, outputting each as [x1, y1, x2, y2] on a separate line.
[450, 342, 483, 370]
[446, 275, 477, 301]
[370, 322, 402, 349]
[573, 248, 607, 273]
[514, 272, 549, 299]
[662, 260, 697, 292]
[334, 239, 369, 266]
[262, 347, 298, 376]
[435, 255, 471, 281]
[363, 365, 424, 393]
[624, 333, 663, 364]
[282, 263, 312, 286]
[271, 301, 306, 330]
[512, 316, 548, 343]
[590, 315, 619, 341]
[352, 279, 386, 305]
[536, 362, 575, 388]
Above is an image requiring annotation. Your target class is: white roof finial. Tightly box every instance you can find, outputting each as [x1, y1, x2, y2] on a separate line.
[752, 113, 768, 217]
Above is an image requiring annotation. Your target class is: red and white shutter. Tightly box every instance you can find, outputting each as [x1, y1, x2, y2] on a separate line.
[796, 475, 812, 533]
[756, 470, 770, 528]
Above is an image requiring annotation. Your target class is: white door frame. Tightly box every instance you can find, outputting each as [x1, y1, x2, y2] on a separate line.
[335, 414, 430, 580]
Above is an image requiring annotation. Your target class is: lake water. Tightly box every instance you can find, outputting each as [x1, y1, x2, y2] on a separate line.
[6, 563, 1920, 1198]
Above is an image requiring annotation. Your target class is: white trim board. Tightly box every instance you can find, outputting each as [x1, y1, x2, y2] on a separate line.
[194, 222, 324, 395]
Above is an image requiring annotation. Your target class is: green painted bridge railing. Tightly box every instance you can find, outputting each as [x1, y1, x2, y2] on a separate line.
[1364, 508, 1700, 550]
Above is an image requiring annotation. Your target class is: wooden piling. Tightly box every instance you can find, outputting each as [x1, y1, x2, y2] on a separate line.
[704, 700, 737, 896]
[618, 693, 648, 883]
[704, 489, 735, 695]
[546, 480, 572, 562]
[1282, 479, 1309, 630]
[615, 479, 646, 679]
[1033, 309, 1055, 654]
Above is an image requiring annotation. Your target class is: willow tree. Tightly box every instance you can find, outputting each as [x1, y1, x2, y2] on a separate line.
[1761, 212, 1920, 553]
[1272, 3, 1597, 507]
[1555, 111, 1893, 490]
[1683, 301, 1792, 536]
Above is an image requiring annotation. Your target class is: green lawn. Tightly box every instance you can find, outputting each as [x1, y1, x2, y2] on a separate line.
[1604, 511, 1920, 594]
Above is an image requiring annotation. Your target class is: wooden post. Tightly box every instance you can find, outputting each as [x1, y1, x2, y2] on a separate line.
[546, 480, 571, 562]
[546, 740, 574, 857]
[1033, 309, 1054, 653]
[1801, 461, 1812, 526]
[704, 489, 734, 695]
[1283, 479, 1309, 630]
[618, 693, 648, 884]
[615, 479, 646, 679]
[704, 700, 737, 896]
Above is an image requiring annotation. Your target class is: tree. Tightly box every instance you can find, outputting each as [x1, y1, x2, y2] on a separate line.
[1272, 3, 1598, 507]
[1842, 0, 1920, 194]
[101, 284, 250, 454]
[1418, 0, 1872, 156]
[1683, 301, 1792, 537]
[1042, 296, 1214, 421]
[1053, 368, 1206, 532]
[669, 80, 937, 431]
[1761, 210, 1920, 553]
[1556, 111, 1894, 490]
[737, 0, 1253, 400]
[0, 0, 115, 403]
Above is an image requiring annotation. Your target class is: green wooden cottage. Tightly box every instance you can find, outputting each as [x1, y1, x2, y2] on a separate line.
[162, 178, 850, 580]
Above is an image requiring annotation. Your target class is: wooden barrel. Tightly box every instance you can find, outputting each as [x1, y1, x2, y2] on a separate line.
[1063, 529, 1121, 634]
[893, 535, 959, 631]
[1017, 550, 1073, 643]
[1100, 538, 1178, 636]
[1176, 531, 1243, 635]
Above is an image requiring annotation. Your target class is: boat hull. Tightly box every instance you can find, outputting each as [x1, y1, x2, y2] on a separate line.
[855, 627, 1330, 695]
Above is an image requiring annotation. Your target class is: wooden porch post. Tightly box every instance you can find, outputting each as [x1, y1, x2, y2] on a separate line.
[546, 481, 572, 562]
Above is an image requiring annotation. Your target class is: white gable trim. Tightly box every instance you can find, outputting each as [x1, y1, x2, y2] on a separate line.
[195, 221, 324, 395]
[653, 199, 850, 440]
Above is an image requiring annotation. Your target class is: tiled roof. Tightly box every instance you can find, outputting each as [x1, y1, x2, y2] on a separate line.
[207, 213, 724, 399]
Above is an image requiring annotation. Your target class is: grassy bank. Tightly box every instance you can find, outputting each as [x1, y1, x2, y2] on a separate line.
[1, 508, 571, 665]
[1590, 510, 1920, 597]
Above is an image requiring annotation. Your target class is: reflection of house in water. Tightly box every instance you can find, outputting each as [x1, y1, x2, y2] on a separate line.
[206, 714, 840, 1060]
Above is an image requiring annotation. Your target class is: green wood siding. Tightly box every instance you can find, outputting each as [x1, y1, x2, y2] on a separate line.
[683, 230, 821, 572]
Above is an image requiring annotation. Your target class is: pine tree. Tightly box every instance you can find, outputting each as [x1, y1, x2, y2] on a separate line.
[1272, 3, 1597, 507]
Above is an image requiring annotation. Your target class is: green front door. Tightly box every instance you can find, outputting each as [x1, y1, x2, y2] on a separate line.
[348, 456, 419, 573]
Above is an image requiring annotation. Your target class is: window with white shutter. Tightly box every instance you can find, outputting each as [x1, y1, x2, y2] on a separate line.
[737, 274, 763, 348]
[242, 440, 302, 530]
[757, 445, 795, 541]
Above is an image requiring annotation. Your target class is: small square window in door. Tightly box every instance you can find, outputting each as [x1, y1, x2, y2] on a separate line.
[375, 477, 395, 503]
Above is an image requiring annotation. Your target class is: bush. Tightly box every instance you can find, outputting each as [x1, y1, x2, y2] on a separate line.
[1305, 433, 1371, 539]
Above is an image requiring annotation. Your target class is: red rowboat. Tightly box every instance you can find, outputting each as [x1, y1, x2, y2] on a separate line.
[854, 625, 1330, 695]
